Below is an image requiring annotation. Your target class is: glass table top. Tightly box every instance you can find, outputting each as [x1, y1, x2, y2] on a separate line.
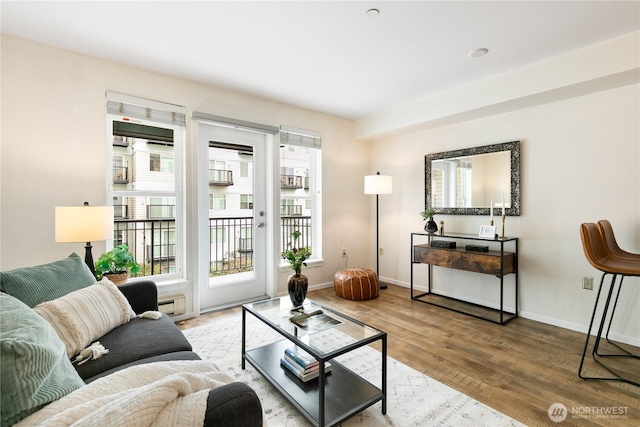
[244, 297, 384, 357]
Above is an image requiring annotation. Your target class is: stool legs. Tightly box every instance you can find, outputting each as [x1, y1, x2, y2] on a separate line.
[578, 272, 639, 387]
[601, 276, 640, 359]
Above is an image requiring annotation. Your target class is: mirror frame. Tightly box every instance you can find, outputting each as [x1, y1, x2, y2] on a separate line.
[425, 140, 520, 216]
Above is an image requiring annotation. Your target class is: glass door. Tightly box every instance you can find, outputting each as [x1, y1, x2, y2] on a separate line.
[197, 122, 269, 311]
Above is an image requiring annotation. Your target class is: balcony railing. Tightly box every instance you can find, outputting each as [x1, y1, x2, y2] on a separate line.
[281, 217, 311, 250]
[209, 169, 233, 186]
[281, 175, 303, 189]
[112, 136, 128, 147]
[113, 216, 312, 278]
[114, 219, 176, 276]
[113, 166, 129, 184]
[147, 204, 175, 219]
[281, 204, 302, 216]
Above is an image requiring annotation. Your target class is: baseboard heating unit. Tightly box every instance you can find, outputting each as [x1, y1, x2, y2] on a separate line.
[158, 294, 186, 316]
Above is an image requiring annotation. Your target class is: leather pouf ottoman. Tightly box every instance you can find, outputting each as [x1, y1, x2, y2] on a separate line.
[333, 268, 379, 301]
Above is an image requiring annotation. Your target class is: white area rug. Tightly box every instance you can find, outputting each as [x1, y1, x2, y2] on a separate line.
[183, 310, 524, 426]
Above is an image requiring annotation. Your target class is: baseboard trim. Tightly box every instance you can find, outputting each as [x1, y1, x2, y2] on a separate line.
[392, 280, 639, 347]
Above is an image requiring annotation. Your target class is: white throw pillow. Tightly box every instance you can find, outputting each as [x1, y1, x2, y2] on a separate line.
[34, 278, 135, 358]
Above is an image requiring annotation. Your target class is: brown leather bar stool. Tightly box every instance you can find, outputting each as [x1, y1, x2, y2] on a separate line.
[597, 220, 640, 351]
[598, 220, 640, 262]
[578, 223, 640, 386]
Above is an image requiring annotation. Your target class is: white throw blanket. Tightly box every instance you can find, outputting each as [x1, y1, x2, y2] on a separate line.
[16, 361, 233, 427]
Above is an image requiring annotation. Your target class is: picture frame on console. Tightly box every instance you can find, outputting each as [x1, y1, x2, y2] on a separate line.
[479, 225, 496, 238]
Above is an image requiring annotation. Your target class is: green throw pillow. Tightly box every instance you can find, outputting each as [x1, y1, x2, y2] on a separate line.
[0, 253, 96, 308]
[0, 292, 85, 426]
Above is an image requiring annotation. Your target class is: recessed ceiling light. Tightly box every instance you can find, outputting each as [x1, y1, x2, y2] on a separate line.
[366, 8, 380, 18]
[468, 48, 489, 58]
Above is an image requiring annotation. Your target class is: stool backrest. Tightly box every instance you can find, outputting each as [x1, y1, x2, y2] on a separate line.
[598, 220, 621, 256]
[597, 219, 640, 261]
[580, 223, 613, 273]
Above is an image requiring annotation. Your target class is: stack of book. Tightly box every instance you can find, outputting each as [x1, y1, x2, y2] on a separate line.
[280, 346, 332, 382]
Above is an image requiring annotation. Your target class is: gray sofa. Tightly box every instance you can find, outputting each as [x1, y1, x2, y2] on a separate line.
[0, 254, 262, 427]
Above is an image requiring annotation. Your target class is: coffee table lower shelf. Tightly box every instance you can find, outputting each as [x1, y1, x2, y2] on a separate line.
[244, 339, 383, 427]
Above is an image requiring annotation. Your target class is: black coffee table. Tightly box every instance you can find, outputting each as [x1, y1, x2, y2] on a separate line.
[242, 297, 387, 427]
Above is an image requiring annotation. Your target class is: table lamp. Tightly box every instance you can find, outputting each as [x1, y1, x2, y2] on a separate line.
[55, 202, 114, 277]
[364, 172, 393, 289]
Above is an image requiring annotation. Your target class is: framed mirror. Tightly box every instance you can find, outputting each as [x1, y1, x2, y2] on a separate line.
[425, 141, 520, 216]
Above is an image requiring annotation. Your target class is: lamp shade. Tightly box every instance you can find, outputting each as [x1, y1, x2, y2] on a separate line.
[364, 174, 393, 195]
[55, 206, 114, 243]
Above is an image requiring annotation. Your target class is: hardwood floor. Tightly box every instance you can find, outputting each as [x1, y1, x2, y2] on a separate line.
[178, 285, 640, 426]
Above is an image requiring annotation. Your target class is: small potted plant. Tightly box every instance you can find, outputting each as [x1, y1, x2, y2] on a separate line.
[95, 244, 140, 284]
[281, 230, 311, 307]
[420, 208, 438, 233]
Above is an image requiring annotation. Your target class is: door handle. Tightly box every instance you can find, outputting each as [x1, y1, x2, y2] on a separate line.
[256, 222, 265, 228]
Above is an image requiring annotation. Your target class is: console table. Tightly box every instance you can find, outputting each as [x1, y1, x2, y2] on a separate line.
[410, 232, 518, 324]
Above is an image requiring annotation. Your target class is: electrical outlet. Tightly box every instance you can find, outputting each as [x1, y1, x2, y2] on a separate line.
[341, 248, 347, 257]
[582, 276, 594, 290]
[379, 248, 384, 255]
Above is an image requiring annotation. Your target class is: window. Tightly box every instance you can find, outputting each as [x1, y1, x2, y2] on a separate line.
[240, 162, 249, 178]
[150, 153, 161, 171]
[149, 197, 176, 219]
[107, 92, 185, 281]
[209, 193, 226, 210]
[279, 126, 322, 263]
[150, 153, 174, 173]
[241, 194, 253, 209]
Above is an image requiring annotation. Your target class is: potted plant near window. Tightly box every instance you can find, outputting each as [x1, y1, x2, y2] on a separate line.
[281, 230, 311, 308]
[95, 244, 140, 285]
[420, 208, 438, 234]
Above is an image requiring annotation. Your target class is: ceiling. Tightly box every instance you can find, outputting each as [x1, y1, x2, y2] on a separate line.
[2, 1, 639, 120]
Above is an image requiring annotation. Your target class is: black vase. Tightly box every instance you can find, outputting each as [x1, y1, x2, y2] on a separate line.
[288, 271, 308, 307]
[425, 220, 438, 234]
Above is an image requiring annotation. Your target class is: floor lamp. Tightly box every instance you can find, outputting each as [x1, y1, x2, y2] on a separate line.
[55, 202, 114, 277]
[364, 172, 393, 289]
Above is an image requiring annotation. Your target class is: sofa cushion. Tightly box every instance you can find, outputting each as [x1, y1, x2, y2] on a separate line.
[74, 314, 194, 381]
[0, 292, 85, 426]
[84, 351, 202, 383]
[0, 253, 96, 308]
[34, 278, 135, 358]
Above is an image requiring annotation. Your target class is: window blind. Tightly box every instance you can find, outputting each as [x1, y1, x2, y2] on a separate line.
[106, 92, 186, 127]
[192, 111, 279, 134]
[280, 125, 322, 149]
[113, 121, 174, 142]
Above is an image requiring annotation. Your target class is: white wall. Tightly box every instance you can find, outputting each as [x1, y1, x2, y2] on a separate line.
[371, 84, 640, 344]
[0, 35, 370, 316]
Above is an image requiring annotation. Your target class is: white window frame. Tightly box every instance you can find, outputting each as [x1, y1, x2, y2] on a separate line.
[278, 126, 323, 270]
[106, 92, 186, 284]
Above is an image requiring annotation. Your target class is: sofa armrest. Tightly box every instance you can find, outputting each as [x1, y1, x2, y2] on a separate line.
[204, 382, 263, 427]
[117, 280, 158, 313]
